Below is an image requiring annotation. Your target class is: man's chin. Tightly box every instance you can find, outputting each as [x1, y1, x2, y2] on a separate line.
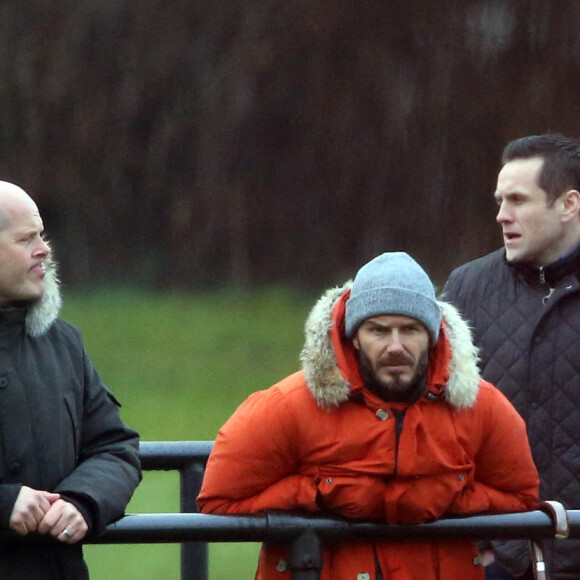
[20, 285, 46, 303]
[504, 247, 529, 263]
[375, 375, 412, 394]
[377, 370, 411, 387]
[377, 383, 417, 402]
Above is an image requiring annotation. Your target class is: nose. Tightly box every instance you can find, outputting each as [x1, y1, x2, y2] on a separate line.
[385, 330, 405, 353]
[496, 201, 511, 224]
[33, 237, 50, 258]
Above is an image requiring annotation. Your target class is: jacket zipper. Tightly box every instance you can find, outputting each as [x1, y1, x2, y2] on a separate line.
[371, 409, 406, 579]
[374, 546, 384, 580]
[539, 266, 555, 304]
[391, 409, 406, 476]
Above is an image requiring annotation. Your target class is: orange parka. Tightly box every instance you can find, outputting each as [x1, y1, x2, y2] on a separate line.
[198, 285, 539, 580]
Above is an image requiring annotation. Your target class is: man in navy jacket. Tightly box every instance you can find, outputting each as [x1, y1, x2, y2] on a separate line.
[444, 133, 580, 580]
[0, 180, 141, 579]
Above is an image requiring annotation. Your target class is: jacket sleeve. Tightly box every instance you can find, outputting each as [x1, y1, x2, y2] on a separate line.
[197, 387, 320, 515]
[54, 349, 142, 535]
[448, 381, 539, 515]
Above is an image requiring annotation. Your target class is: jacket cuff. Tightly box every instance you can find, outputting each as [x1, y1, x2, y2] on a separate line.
[59, 492, 97, 536]
[0, 484, 22, 529]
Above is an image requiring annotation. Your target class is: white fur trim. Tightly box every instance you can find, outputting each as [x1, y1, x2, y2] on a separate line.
[26, 257, 62, 337]
[300, 285, 481, 409]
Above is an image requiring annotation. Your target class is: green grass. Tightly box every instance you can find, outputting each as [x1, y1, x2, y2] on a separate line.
[60, 286, 314, 580]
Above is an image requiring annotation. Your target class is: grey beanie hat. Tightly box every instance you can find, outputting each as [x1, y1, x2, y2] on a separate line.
[344, 252, 441, 343]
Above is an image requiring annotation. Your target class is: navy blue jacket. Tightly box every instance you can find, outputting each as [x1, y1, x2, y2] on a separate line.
[444, 248, 580, 579]
[0, 305, 141, 579]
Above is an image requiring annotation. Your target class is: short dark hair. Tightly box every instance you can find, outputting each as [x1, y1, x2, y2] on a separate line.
[502, 133, 580, 205]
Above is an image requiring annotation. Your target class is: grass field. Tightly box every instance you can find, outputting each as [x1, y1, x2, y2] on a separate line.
[60, 287, 314, 580]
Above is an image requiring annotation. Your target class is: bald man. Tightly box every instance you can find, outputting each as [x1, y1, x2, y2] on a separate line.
[0, 181, 141, 579]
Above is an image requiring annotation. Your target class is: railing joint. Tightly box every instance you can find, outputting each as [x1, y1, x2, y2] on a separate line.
[539, 500, 570, 539]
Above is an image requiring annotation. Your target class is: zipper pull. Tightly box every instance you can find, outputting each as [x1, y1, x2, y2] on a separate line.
[539, 266, 546, 285]
[543, 287, 555, 305]
[538, 267, 555, 304]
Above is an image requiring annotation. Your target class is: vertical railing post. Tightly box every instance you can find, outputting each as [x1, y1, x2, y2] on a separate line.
[288, 528, 323, 580]
[180, 462, 208, 580]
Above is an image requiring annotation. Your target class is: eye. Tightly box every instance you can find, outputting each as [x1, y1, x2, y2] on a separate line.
[20, 231, 45, 244]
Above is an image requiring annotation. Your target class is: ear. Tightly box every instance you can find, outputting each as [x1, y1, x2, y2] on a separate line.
[352, 335, 360, 350]
[560, 189, 580, 223]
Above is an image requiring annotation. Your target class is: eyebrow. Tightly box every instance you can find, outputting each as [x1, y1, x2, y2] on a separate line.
[13, 226, 44, 238]
[495, 190, 528, 201]
[365, 319, 421, 330]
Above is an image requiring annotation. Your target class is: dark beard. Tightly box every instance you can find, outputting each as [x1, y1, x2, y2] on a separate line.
[357, 348, 429, 403]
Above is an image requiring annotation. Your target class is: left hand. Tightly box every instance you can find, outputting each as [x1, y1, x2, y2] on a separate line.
[37, 499, 88, 544]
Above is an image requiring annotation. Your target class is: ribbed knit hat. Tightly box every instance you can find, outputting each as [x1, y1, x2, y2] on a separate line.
[344, 252, 441, 344]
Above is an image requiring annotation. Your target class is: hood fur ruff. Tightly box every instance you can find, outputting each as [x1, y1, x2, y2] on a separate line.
[300, 282, 481, 410]
[26, 255, 62, 337]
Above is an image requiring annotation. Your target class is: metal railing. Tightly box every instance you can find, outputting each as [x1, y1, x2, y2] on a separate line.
[137, 441, 213, 579]
[5, 442, 579, 580]
[91, 507, 579, 580]
[103, 442, 579, 580]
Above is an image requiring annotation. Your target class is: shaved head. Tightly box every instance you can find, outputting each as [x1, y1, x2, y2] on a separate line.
[0, 181, 38, 231]
[0, 181, 50, 303]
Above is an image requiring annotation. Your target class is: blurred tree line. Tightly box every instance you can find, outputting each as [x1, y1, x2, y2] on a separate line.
[1, 0, 579, 289]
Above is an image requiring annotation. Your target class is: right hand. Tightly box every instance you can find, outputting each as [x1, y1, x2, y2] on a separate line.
[480, 549, 495, 566]
[9, 486, 61, 535]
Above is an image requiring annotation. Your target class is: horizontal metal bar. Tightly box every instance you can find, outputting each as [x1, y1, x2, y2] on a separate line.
[92, 513, 266, 544]
[88, 510, 580, 545]
[139, 441, 214, 470]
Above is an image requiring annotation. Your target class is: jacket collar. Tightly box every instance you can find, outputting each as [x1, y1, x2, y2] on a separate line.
[300, 282, 481, 410]
[507, 242, 580, 287]
[25, 255, 62, 337]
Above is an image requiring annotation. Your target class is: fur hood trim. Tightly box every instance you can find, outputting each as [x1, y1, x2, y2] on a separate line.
[300, 282, 481, 410]
[26, 255, 62, 337]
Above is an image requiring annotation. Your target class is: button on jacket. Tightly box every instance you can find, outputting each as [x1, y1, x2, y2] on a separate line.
[198, 283, 539, 580]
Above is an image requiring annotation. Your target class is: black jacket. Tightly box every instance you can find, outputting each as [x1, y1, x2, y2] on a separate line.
[0, 266, 141, 579]
[444, 247, 580, 580]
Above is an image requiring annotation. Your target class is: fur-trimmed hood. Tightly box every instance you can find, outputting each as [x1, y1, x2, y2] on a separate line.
[300, 282, 481, 410]
[25, 255, 62, 337]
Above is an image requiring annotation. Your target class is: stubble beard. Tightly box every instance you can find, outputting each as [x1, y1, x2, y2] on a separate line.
[358, 347, 429, 402]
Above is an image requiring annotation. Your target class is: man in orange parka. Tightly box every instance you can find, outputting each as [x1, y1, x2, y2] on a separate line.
[197, 252, 539, 580]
